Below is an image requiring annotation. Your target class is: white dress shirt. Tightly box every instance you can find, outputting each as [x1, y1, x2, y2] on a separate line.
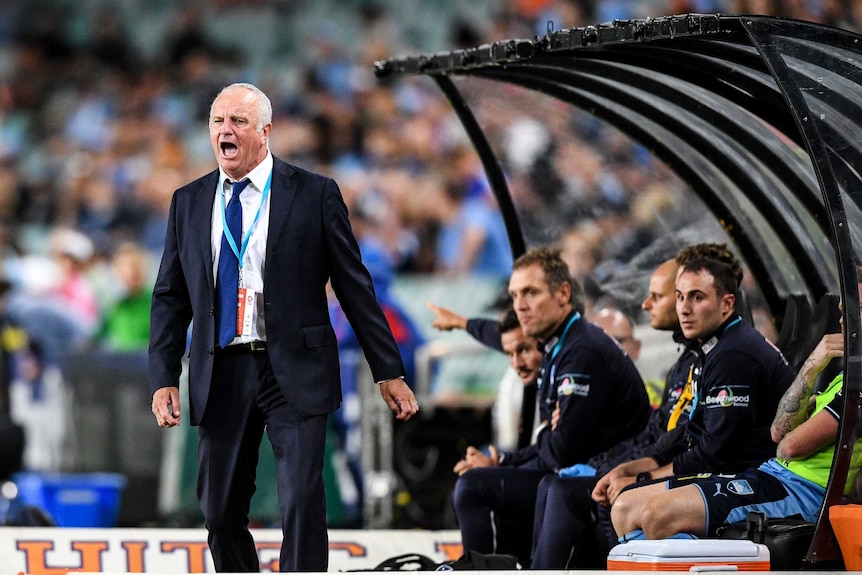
[211, 152, 273, 343]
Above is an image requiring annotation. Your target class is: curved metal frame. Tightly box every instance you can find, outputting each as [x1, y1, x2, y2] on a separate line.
[376, 13, 862, 567]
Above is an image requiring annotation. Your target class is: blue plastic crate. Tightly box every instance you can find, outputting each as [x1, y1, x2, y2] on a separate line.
[13, 472, 127, 527]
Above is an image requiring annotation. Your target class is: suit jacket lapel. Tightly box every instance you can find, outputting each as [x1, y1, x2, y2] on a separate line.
[267, 158, 298, 263]
[196, 171, 219, 290]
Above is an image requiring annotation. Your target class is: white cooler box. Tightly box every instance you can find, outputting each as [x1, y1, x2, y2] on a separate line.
[608, 539, 770, 571]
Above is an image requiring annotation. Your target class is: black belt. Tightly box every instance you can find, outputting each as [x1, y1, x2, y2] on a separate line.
[218, 340, 268, 353]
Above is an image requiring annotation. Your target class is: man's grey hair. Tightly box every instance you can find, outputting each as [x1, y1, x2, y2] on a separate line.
[211, 83, 273, 131]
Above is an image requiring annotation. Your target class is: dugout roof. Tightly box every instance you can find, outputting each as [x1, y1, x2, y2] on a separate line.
[375, 13, 862, 568]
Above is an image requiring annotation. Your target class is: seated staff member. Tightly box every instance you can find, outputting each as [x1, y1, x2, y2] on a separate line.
[426, 302, 538, 450]
[592, 256, 794, 507]
[529, 257, 697, 568]
[611, 327, 857, 540]
[495, 307, 543, 441]
[451, 247, 651, 565]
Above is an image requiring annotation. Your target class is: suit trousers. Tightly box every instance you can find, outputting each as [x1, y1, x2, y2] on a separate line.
[529, 474, 609, 569]
[198, 347, 328, 572]
[452, 466, 550, 566]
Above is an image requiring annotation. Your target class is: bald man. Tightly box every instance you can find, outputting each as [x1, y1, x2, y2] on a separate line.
[591, 307, 641, 361]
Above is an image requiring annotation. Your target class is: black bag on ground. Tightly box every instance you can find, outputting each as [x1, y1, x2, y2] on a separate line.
[351, 553, 441, 571]
[715, 511, 815, 570]
[436, 550, 520, 570]
[347, 551, 520, 572]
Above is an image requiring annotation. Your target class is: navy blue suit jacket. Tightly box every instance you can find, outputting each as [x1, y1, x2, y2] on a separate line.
[148, 156, 405, 425]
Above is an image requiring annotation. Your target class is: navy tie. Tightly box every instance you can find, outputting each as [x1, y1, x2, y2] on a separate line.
[216, 180, 249, 348]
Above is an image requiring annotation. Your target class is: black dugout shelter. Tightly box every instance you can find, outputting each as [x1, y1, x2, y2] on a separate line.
[376, 13, 862, 568]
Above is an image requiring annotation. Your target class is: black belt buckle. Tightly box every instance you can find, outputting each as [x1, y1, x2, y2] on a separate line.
[247, 340, 267, 352]
[219, 341, 267, 353]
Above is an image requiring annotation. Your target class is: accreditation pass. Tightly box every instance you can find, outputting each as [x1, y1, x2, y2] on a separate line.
[236, 287, 256, 336]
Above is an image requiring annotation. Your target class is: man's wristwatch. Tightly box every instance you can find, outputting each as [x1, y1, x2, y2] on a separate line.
[636, 471, 652, 483]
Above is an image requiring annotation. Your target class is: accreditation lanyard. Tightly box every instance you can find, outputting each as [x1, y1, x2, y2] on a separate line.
[219, 170, 272, 281]
[666, 363, 694, 431]
[546, 311, 581, 396]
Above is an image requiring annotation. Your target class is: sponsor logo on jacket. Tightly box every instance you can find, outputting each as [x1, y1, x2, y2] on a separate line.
[557, 374, 590, 397]
[705, 387, 750, 408]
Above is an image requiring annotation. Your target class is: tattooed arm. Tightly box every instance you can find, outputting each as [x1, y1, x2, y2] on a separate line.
[770, 333, 844, 443]
[775, 403, 840, 461]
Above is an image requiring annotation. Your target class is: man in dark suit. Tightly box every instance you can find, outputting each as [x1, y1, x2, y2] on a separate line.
[149, 82, 418, 573]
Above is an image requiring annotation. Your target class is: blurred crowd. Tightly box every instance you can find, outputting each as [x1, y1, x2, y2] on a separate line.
[0, 0, 860, 478]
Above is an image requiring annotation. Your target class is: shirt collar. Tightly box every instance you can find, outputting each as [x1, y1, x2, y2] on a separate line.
[700, 313, 742, 355]
[540, 310, 578, 354]
[218, 151, 273, 194]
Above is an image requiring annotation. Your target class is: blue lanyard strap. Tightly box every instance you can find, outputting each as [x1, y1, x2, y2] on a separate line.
[219, 170, 273, 270]
[548, 311, 581, 388]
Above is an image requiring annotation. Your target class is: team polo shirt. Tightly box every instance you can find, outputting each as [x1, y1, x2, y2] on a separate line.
[653, 314, 795, 474]
[501, 311, 651, 470]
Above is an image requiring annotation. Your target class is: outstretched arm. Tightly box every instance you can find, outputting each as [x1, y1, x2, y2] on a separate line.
[426, 302, 505, 351]
[426, 302, 468, 331]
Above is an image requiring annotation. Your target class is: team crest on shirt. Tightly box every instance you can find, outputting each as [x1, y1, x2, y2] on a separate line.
[727, 480, 754, 496]
[557, 374, 590, 397]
